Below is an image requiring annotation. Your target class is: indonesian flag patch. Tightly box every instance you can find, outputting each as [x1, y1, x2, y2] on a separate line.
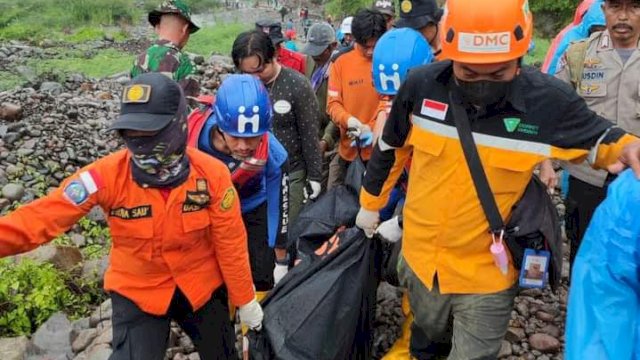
[420, 99, 449, 121]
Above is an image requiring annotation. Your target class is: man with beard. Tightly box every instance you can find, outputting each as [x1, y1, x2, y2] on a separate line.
[555, 0, 640, 267]
[356, 0, 640, 356]
[0, 73, 262, 360]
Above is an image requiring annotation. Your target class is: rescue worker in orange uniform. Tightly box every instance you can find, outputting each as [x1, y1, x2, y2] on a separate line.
[356, 0, 640, 357]
[0, 73, 263, 360]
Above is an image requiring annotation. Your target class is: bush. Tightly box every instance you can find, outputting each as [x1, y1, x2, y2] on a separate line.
[531, 0, 581, 36]
[0, 259, 105, 336]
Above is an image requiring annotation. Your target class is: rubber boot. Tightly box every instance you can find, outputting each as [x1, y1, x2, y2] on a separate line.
[382, 292, 414, 360]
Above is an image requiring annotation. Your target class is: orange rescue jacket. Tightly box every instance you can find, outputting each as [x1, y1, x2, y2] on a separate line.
[0, 148, 255, 315]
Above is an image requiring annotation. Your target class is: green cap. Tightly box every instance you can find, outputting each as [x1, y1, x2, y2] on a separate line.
[148, 0, 200, 34]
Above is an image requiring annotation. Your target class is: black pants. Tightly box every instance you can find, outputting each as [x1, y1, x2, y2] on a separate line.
[565, 175, 614, 268]
[110, 287, 236, 360]
[243, 202, 276, 292]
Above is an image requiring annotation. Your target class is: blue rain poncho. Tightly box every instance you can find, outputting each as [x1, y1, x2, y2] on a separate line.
[565, 169, 640, 359]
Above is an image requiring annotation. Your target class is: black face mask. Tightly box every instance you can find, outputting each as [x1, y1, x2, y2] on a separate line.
[456, 79, 512, 107]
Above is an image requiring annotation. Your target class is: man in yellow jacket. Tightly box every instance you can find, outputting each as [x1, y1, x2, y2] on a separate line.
[356, 0, 640, 357]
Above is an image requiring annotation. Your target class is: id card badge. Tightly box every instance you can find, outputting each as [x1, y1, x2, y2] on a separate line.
[518, 248, 551, 288]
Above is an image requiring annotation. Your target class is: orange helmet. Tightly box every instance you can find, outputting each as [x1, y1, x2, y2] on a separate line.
[440, 0, 533, 64]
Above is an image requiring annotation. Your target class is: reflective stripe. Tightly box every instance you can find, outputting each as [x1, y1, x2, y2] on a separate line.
[411, 114, 552, 157]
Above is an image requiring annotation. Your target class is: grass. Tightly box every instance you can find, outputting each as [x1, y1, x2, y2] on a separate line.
[0, 72, 24, 91]
[0, 0, 140, 41]
[524, 36, 551, 67]
[27, 48, 134, 81]
[10, 22, 247, 88]
[184, 23, 249, 55]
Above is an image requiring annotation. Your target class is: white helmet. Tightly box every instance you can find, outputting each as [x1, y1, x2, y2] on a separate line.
[340, 16, 353, 34]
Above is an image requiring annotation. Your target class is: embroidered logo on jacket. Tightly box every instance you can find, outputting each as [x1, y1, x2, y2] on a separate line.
[183, 179, 211, 213]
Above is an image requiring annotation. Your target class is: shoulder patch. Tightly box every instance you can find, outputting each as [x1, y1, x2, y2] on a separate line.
[63, 170, 104, 206]
[220, 187, 235, 211]
[63, 181, 89, 205]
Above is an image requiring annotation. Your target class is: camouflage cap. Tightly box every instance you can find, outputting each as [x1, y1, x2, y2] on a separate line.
[148, 0, 200, 34]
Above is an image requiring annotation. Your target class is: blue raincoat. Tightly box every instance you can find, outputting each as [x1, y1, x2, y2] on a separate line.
[565, 169, 640, 359]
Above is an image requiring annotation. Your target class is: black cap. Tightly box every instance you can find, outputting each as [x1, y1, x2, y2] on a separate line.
[255, 19, 285, 45]
[395, 0, 442, 30]
[110, 73, 185, 132]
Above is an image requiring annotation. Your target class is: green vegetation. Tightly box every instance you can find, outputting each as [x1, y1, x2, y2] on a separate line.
[525, 36, 551, 67]
[27, 48, 134, 81]
[530, 0, 579, 27]
[185, 23, 249, 55]
[0, 0, 140, 41]
[0, 71, 23, 91]
[0, 258, 105, 336]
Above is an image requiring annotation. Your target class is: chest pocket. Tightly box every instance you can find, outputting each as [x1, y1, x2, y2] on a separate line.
[407, 127, 447, 183]
[182, 208, 211, 234]
[487, 150, 538, 195]
[579, 69, 608, 117]
[108, 209, 154, 258]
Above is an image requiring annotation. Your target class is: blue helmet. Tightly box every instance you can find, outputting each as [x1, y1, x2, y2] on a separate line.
[214, 74, 272, 137]
[372, 28, 434, 96]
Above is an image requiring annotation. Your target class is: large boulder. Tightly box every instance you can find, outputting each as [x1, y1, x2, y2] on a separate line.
[82, 255, 109, 285]
[26, 312, 73, 359]
[20, 245, 83, 272]
[0, 336, 29, 360]
[0, 103, 23, 121]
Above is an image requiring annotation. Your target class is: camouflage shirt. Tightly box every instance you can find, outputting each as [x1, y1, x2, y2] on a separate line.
[131, 39, 200, 97]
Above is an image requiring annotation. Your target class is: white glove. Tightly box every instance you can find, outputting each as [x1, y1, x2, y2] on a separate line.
[273, 263, 289, 285]
[303, 180, 322, 200]
[347, 116, 372, 139]
[355, 207, 380, 238]
[238, 298, 264, 331]
[376, 216, 402, 243]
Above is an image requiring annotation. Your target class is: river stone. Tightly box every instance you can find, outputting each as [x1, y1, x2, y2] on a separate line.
[21, 245, 83, 272]
[0, 336, 29, 360]
[72, 329, 98, 353]
[2, 183, 25, 201]
[529, 333, 561, 352]
[0, 103, 23, 121]
[27, 312, 73, 359]
[40, 81, 64, 95]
